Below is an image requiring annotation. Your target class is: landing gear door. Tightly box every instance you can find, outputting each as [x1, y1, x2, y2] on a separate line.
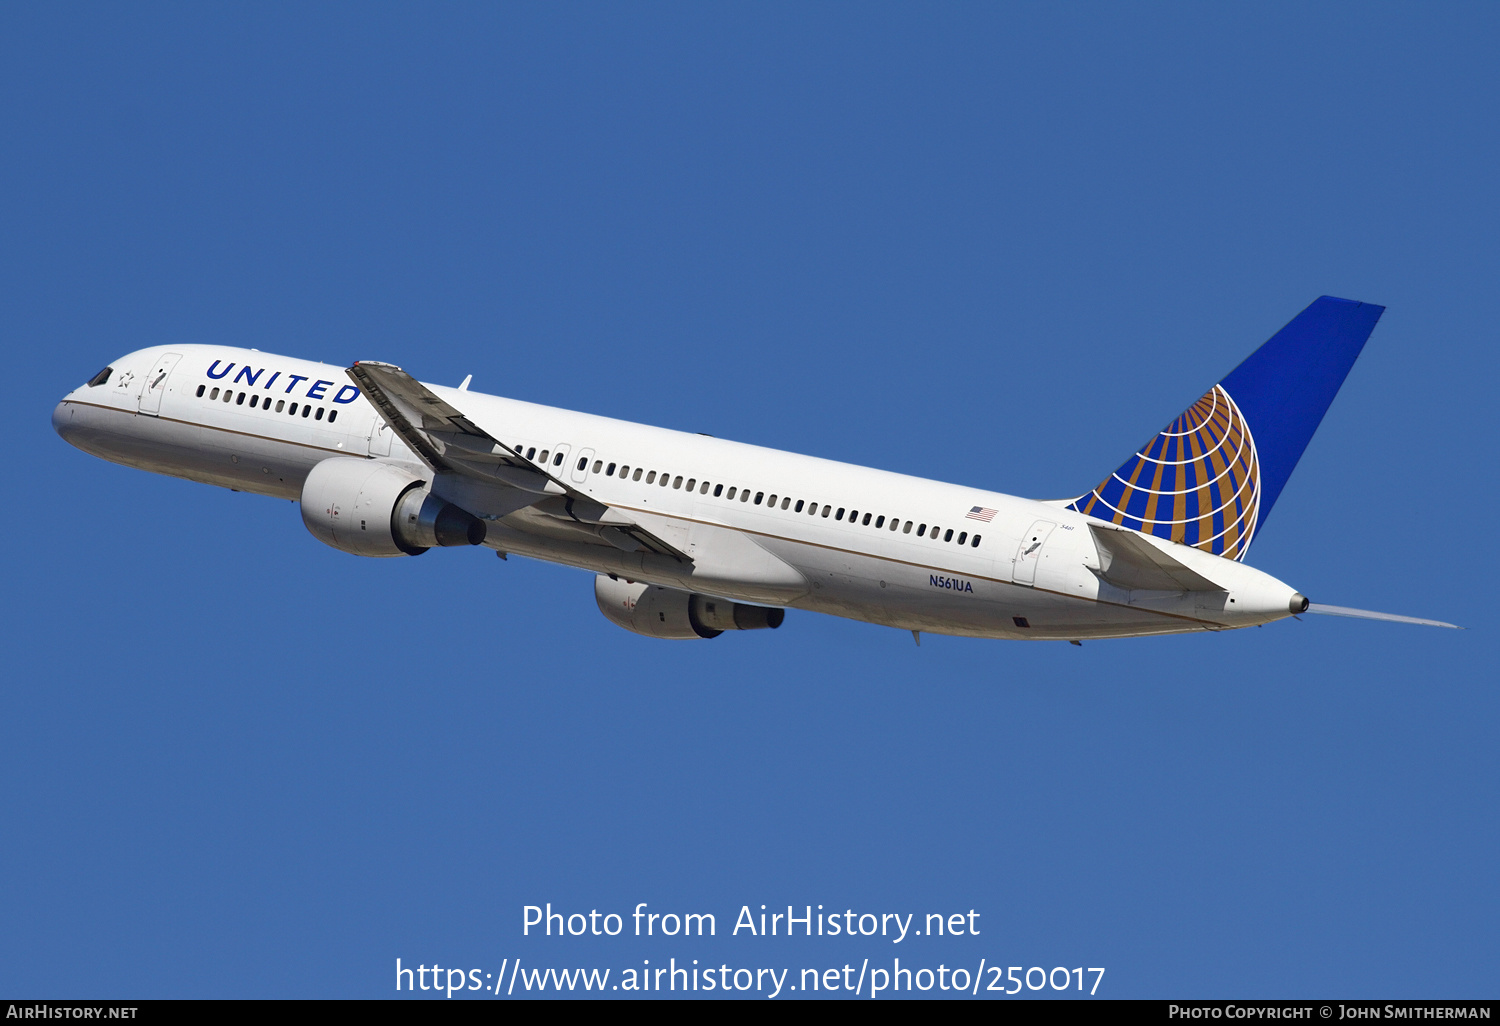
[138, 352, 182, 416]
[1012, 520, 1057, 586]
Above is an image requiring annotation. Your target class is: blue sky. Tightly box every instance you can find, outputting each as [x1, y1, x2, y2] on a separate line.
[2, 2, 1495, 998]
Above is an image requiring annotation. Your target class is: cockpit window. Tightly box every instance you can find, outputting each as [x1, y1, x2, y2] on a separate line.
[86, 366, 112, 387]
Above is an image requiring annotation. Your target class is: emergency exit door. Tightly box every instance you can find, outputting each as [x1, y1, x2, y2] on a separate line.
[1012, 520, 1057, 586]
[138, 353, 182, 415]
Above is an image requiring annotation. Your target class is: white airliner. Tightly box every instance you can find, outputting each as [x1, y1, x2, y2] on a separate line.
[53, 297, 1456, 642]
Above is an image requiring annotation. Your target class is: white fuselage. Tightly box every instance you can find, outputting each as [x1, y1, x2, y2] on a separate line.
[54, 345, 1305, 641]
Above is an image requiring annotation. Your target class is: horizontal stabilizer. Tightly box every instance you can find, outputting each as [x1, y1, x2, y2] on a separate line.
[1306, 603, 1462, 629]
[1088, 524, 1224, 592]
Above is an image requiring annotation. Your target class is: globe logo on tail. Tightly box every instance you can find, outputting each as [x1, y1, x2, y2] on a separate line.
[1067, 384, 1261, 561]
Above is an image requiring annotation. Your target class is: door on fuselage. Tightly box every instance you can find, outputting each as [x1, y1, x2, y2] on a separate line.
[138, 353, 182, 415]
[368, 416, 392, 456]
[571, 447, 595, 484]
[1012, 520, 1057, 586]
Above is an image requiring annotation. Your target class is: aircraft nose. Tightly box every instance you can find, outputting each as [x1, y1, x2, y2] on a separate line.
[53, 398, 81, 447]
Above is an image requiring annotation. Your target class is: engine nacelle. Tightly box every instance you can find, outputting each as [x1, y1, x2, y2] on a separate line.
[594, 575, 785, 639]
[301, 457, 486, 557]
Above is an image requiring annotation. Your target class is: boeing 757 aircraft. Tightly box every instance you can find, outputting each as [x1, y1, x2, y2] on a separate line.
[53, 297, 1456, 641]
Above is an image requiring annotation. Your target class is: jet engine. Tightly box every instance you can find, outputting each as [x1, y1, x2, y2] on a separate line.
[301, 457, 486, 557]
[594, 575, 785, 639]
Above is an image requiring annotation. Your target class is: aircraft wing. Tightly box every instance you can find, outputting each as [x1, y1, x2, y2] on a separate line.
[347, 361, 690, 561]
[1087, 523, 1225, 592]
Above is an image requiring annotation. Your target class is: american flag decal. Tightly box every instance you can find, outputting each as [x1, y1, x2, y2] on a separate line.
[966, 506, 997, 522]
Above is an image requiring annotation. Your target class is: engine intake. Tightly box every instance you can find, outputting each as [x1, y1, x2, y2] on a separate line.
[301, 457, 485, 557]
[594, 575, 785, 639]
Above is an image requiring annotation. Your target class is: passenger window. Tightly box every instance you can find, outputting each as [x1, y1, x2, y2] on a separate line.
[527, 447, 537, 460]
[875, 515, 884, 528]
[660, 474, 670, 487]
[835, 508, 845, 521]
[249, 395, 259, 408]
[289, 402, 298, 415]
[87, 366, 113, 387]
[754, 492, 764, 505]
[236, 392, 245, 405]
[957, 531, 966, 545]
[794, 500, 804, 512]
[646, 471, 657, 484]
[554, 452, 564, 466]
[971, 535, 981, 547]
[328, 410, 337, 422]
[917, 524, 926, 537]
[700, 481, 710, 494]
[539, 450, 549, 463]
[781, 497, 790, 510]
[606, 463, 616, 476]
[766, 493, 776, 506]
[578, 458, 587, 471]
[223, 390, 232, 402]
[903, 521, 913, 534]
[210, 387, 220, 400]
[632, 468, 643, 481]
[316, 407, 325, 421]
[726, 487, 736, 499]
[196, 385, 206, 397]
[302, 404, 311, 418]
[714, 484, 723, 497]
[673, 476, 683, 489]
[740, 489, 750, 502]
[275, 400, 284, 412]
[862, 513, 872, 526]
[822, 505, 831, 517]
[686, 478, 696, 491]
[593, 460, 603, 473]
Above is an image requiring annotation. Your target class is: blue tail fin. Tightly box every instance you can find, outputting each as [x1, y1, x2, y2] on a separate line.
[1067, 296, 1384, 560]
